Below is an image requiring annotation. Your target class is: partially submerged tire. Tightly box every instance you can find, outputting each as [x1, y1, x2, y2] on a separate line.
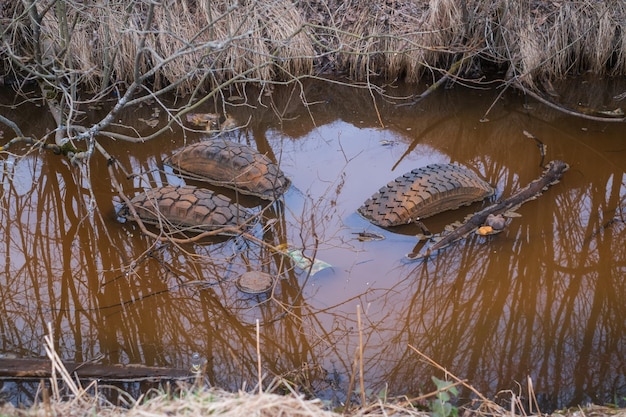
[358, 163, 494, 227]
[120, 185, 252, 234]
[164, 140, 290, 200]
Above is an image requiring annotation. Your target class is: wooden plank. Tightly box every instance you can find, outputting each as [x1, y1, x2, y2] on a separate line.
[0, 357, 190, 380]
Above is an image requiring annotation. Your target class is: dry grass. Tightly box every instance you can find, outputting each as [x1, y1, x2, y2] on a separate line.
[4, 0, 626, 94]
[1, 389, 625, 417]
[1, 382, 625, 417]
[0, 386, 339, 417]
[4, 0, 314, 94]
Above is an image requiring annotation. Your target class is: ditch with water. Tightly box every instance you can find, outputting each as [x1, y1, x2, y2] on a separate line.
[0, 77, 624, 410]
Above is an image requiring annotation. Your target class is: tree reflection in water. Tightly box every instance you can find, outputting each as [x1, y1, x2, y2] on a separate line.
[0, 80, 624, 410]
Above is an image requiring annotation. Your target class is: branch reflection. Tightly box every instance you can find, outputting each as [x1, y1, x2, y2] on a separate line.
[0, 80, 624, 410]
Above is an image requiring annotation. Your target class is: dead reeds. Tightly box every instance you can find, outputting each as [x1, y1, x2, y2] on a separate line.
[4, 0, 626, 95]
[501, 1, 626, 87]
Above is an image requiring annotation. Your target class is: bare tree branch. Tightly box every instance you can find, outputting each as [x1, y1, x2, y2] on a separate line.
[0, 114, 25, 138]
[513, 79, 626, 123]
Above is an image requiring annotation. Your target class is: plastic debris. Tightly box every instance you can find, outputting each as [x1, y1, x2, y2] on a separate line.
[283, 248, 332, 276]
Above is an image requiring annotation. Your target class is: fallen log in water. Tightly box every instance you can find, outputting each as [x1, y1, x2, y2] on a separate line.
[406, 160, 569, 260]
[0, 357, 190, 381]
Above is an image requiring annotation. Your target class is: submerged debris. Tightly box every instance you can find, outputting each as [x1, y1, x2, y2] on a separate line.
[485, 214, 506, 230]
[354, 231, 386, 242]
[119, 185, 252, 234]
[235, 271, 274, 294]
[278, 246, 333, 276]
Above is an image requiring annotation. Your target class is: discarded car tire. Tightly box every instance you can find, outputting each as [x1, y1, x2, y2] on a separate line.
[164, 140, 290, 200]
[120, 185, 252, 234]
[358, 163, 494, 227]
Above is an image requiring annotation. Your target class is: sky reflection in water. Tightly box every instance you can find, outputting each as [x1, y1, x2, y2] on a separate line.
[0, 80, 624, 410]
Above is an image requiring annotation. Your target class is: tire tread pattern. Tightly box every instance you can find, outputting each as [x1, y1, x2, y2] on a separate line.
[120, 185, 251, 233]
[164, 140, 290, 200]
[358, 164, 494, 227]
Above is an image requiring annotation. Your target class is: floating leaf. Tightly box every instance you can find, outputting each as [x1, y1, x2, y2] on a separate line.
[477, 225, 493, 235]
[138, 117, 159, 128]
[186, 112, 220, 126]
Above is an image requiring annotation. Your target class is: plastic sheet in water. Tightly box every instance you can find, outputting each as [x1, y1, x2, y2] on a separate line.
[284, 248, 332, 276]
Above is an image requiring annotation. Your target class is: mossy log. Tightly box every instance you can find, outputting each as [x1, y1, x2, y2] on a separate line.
[407, 160, 569, 260]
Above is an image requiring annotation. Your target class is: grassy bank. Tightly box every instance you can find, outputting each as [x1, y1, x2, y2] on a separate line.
[0, 336, 623, 417]
[0, 380, 624, 417]
[3, 0, 626, 92]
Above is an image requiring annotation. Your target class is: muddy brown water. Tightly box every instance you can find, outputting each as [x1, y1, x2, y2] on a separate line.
[0, 79, 624, 410]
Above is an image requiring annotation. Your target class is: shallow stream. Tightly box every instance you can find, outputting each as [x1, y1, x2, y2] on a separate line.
[0, 78, 624, 410]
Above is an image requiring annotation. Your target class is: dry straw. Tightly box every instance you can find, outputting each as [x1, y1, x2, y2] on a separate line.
[5, 0, 626, 95]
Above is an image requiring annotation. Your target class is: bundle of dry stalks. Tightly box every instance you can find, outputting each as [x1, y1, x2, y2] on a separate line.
[501, 1, 626, 87]
[301, 0, 467, 82]
[4, 0, 626, 94]
[5, 0, 314, 94]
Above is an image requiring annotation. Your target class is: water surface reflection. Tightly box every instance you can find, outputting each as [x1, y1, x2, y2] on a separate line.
[0, 80, 624, 409]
